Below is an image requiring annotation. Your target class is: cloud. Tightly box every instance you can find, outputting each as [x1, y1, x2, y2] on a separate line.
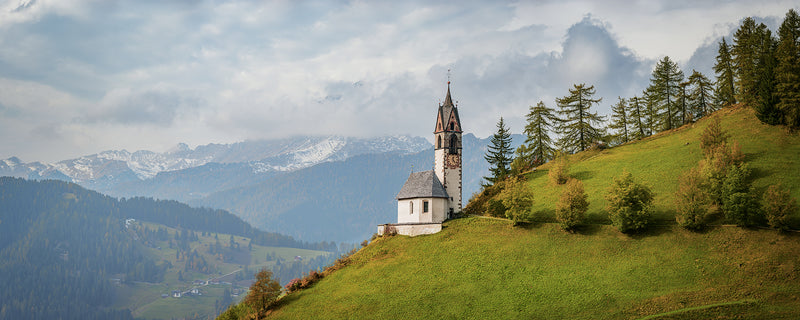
[0, 1, 794, 162]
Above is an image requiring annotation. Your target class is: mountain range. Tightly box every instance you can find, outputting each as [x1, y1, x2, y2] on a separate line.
[1, 134, 521, 243]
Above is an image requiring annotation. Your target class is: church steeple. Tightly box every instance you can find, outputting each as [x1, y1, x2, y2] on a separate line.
[434, 82, 462, 134]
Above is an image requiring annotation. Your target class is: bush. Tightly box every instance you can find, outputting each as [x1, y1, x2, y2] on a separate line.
[699, 116, 728, 157]
[487, 199, 507, 218]
[499, 177, 534, 225]
[700, 141, 744, 204]
[605, 171, 653, 234]
[674, 167, 711, 230]
[556, 178, 588, 231]
[762, 184, 798, 231]
[721, 163, 760, 226]
[548, 153, 570, 185]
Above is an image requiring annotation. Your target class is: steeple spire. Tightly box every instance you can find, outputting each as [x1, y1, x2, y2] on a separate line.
[443, 82, 454, 107]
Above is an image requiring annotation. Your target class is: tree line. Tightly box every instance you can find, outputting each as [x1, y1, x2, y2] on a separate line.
[485, 9, 800, 182]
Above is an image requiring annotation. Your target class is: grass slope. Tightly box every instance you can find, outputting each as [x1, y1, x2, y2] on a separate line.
[268, 217, 800, 319]
[262, 106, 800, 319]
[526, 105, 800, 224]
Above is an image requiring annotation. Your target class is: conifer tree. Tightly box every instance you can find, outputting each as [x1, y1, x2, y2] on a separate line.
[608, 97, 629, 145]
[733, 17, 781, 124]
[516, 101, 558, 167]
[713, 37, 737, 107]
[647, 56, 685, 131]
[775, 9, 800, 129]
[642, 89, 660, 135]
[689, 70, 714, 119]
[484, 117, 513, 184]
[555, 84, 605, 153]
[627, 96, 647, 140]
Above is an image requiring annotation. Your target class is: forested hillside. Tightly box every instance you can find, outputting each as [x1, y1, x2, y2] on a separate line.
[0, 178, 338, 319]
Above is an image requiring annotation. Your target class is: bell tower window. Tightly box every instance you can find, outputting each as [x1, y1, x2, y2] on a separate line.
[437, 136, 442, 149]
[450, 122, 454, 131]
[449, 135, 457, 154]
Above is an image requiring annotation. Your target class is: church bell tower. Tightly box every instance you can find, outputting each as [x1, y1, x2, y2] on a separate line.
[433, 82, 462, 217]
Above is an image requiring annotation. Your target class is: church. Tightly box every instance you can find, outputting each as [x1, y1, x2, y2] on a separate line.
[378, 83, 462, 237]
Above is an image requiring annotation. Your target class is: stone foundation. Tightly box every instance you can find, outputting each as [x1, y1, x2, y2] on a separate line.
[377, 223, 442, 237]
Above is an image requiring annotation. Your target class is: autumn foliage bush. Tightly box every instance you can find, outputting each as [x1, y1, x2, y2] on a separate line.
[548, 153, 570, 185]
[762, 184, 798, 230]
[556, 178, 588, 231]
[499, 177, 534, 225]
[674, 167, 712, 230]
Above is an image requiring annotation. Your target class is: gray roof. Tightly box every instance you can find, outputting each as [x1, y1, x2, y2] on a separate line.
[396, 170, 449, 200]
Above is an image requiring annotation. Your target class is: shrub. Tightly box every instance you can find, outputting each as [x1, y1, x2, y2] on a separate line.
[556, 178, 588, 231]
[499, 177, 534, 225]
[762, 184, 798, 231]
[605, 171, 653, 234]
[548, 153, 570, 185]
[674, 167, 711, 230]
[721, 163, 760, 226]
[700, 141, 744, 204]
[699, 116, 728, 157]
[464, 181, 503, 216]
[487, 199, 507, 218]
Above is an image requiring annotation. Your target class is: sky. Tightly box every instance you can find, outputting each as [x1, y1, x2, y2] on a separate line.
[0, 0, 797, 162]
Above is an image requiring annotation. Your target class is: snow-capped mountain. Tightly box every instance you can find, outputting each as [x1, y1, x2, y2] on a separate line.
[0, 135, 431, 183]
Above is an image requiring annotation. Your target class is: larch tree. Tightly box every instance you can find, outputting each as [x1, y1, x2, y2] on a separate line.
[484, 117, 513, 184]
[556, 84, 605, 153]
[775, 9, 800, 129]
[689, 70, 714, 119]
[642, 89, 660, 136]
[713, 37, 737, 107]
[647, 56, 685, 131]
[516, 101, 558, 167]
[608, 97, 629, 145]
[627, 96, 647, 140]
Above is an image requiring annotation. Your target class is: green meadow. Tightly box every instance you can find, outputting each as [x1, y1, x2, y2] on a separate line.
[263, 106, 800, 319]
[269, 217, 800, 319]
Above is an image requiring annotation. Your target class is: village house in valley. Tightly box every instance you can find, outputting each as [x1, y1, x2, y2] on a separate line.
[379, 83, 463, 236]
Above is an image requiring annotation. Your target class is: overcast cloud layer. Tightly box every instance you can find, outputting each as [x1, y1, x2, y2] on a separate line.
[0, 0, 797, 162]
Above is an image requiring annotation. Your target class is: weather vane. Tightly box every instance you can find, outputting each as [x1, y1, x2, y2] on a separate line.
[447, 68, 451, 85]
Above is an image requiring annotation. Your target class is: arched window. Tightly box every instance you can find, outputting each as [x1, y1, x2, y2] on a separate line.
[449, 122, 454, 131]
[437, 135, 442, 149]
[409, 201, 414, 214]
[449, 135, 457, 154]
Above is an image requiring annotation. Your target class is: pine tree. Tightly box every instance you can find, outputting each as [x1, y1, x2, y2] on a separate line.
[627, 96, 647, 140]
[733, 17, 781, 124]
[484, 117, 513, 184]
[608, 97, 629, 145]
[775, 9, 800, 129]
[713, 37, 737, 107]
[556, 84, 605, 153]
[689, 70, 714, 119]
[516, 101, 558, 167]
[647, 56, 685, 131]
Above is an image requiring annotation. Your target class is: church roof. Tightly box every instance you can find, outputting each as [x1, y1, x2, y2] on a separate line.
[396, 170, 449, 200]
[435, 83, 462, 133]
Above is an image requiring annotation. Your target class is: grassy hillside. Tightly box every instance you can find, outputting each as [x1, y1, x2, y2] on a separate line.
[520, 105, 800, 224]
[267, 217, 800, 319]
[254, 106, 800, 319]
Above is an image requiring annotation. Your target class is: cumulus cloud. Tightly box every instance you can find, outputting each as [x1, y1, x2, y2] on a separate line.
[0, 0, 794, 162]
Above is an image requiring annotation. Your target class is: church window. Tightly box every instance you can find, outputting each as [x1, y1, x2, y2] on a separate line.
[449, 122, 454, 131]
[449, 135, 457, 154]
[437, 136, 442, 149]
[423, 200, 429, 213]
[410, 201, 414, 214]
